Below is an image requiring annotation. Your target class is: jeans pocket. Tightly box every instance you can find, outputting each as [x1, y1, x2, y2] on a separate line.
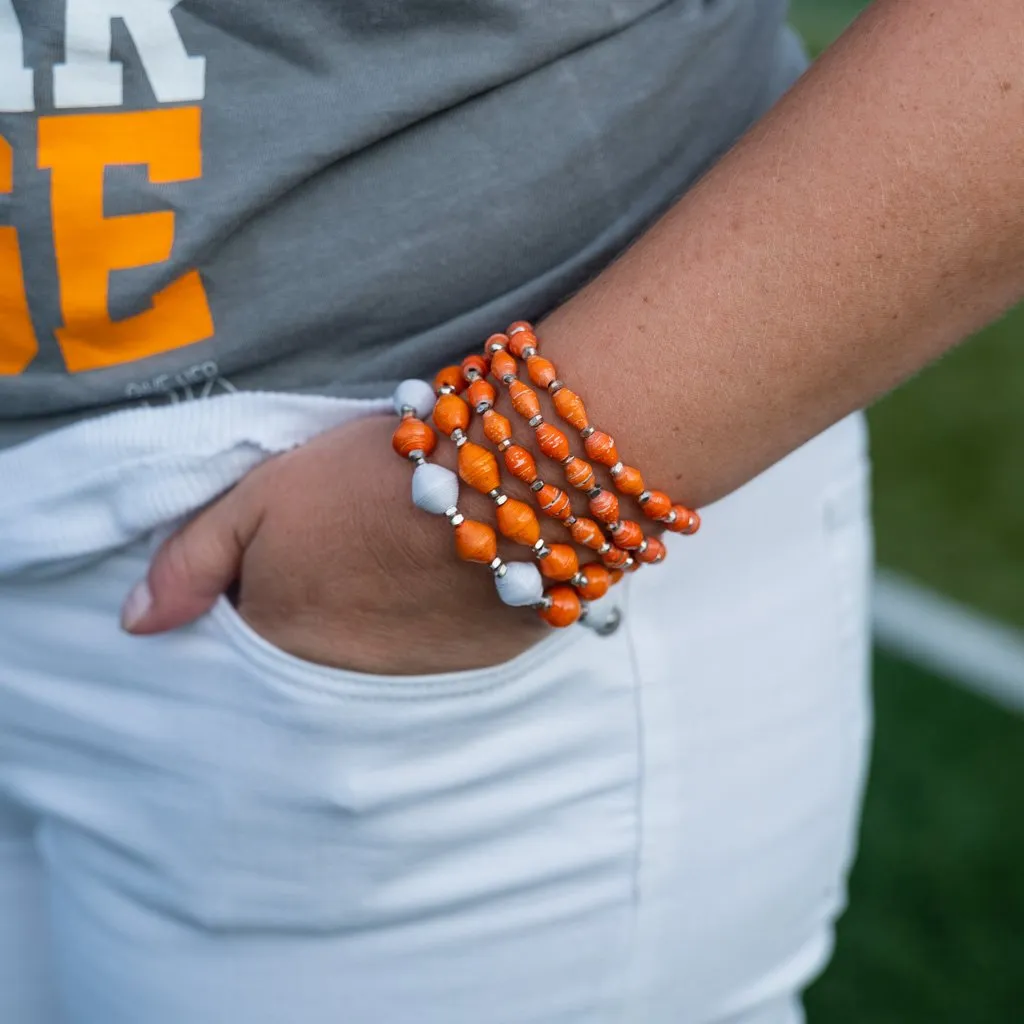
[171, 595, 644, 1018]
[206, 592, 585, 699]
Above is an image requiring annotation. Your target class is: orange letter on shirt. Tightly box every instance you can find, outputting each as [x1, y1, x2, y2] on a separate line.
[38, 107, 214, 374]
[0, 136, 39, 375]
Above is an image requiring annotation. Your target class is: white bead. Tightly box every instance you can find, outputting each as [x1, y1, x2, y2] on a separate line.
[412, 463, 459, 515]
[392, 379, 435, 419]
[495, 562, 544, 607]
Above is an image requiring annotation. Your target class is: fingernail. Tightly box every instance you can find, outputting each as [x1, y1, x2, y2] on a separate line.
[121, 579, 153, 632]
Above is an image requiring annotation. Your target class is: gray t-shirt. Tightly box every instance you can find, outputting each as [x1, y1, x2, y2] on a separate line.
[0, 0, 802, 449]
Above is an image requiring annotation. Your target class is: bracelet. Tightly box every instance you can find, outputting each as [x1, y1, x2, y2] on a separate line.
[390, 320, 702, 629]
[500, 321, 700, 537]
[391, 379, 549, 611]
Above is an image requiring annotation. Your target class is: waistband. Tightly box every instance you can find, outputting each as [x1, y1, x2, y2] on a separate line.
[0, 392, 390, 577]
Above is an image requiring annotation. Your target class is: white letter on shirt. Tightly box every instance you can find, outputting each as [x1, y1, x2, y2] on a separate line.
[0, 0, 34, 112]
[54, 0, 205, 109]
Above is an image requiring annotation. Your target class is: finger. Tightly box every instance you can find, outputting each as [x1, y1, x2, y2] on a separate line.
[121, 485, 263, 635]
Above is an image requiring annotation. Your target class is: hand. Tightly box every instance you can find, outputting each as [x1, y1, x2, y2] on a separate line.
[119, 414, 558, 676]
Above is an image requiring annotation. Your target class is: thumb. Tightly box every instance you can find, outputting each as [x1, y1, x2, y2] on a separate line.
[120, 485, 263, 635]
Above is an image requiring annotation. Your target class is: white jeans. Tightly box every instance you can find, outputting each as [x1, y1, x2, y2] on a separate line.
[0, 395, 872, 1024]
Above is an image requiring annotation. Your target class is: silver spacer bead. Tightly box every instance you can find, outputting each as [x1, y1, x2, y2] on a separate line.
[623, 558, 635, 571]
[607, 520, 622, 533]
[534, 544, 552, 560]
[530, 480, 545, 493]
[663, 510, 678, 525]
[502, 373, 516, 385]
[451, 427, 466, 443]
[438, 384, 456, 395]
[587, 486, 602, 499]
[565, 515, 577, 526]
[570, 571, 586, 588]
[609, 461, 625, 477]
[399, 404, 416, 416]
[638, 490, 652, 504]
[561, 455, 574, 465]
[580, 426, 596, 439]
[637, 539, 649, 555]
[584, 605, 623, 637]
[538, 594, 554, 611]
[464, 368, 480, 381]
[548, 379, 564, 393]
[598, 542, 612, 555]
[488, 340, 507, 354]
[522, 345, 537, 358]
[444, 506, 459, 520]
[474, 401, 493, 414]
[407, 449, 426, 464]
[528, 414, 544, 428]
[498, 438, 513, 451]
[494, 563, 508, 578]
[508, 324, 530, 336]
[488, 557, 504, 574]
[494, 493, 509, 506]
[448, 512, 465, 527]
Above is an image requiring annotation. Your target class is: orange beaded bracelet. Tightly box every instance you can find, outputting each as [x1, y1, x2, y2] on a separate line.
[391, 313, 702, 631]
[453, 356, 619, 603]
[424, 371, 592, 627]
[483, 335, 654, 569]
[494, 321, 699, 556]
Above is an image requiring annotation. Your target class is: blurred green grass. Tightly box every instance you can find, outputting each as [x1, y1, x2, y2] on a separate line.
[805, 654, 1024, 1023]
[788, 3, 1024, 1022]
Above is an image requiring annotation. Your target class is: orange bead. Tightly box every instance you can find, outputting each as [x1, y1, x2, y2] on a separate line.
[535, 423, 570, 462]
[461, 353, 489, 381]
[509, 379, 541, 420]
[636, 536, 667, 564]
[392, 418, 437, 459]
[509, 330, 537, 359]
[584, 429, 619, 467]
[601, 546, 630, 569]
[507, 319, 535, 337]
[569, 516, 606, 550]
[458, 441, 501, 494]
[640, 489, 672, 520]
[454, 520, 498, 564]
[588, 489, 620, 525]
[576, 563, 611, 601]
[539, 585, 582, 629]
[496, 498, 541, 546]
[665, 506, 701, 535]
[539, 544, 579, 582]
[433, 365, 465, 394]
[467, 379, 496, 411]
[536, 484, 573, 521]
[504, 444, 538, 484]
[563, 457, 596, 491]
[552, 388, 589, 431]
[613, 465, 645, 497]
[433, 393, 470, 436]
[610, 519, 644, 550]
[490, 348, 518, 382]
[482, 409, 512, 446]
[527, 355, 557, 389]
[485, 332, 510, 354]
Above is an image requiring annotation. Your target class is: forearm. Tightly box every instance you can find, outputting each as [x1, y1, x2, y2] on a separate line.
[542, 0, 1024, 507]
